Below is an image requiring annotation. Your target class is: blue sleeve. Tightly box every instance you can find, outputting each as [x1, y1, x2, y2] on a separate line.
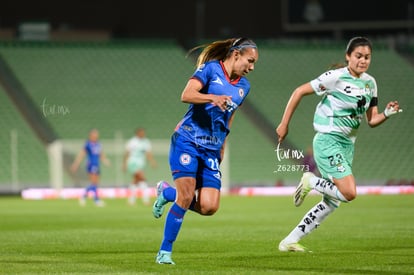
[192, 62, 214, 88]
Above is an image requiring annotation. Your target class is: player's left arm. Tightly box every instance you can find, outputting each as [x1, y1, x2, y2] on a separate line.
[146, 151, 157, 168]
[366, 100, 402, 127]
[100, 152, 111, 167]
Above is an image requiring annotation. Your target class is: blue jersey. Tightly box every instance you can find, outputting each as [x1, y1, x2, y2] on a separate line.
[174, 60, 251, 150]
[84, 141, 101, 168]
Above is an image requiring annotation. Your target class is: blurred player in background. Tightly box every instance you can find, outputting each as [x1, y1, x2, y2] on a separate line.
[71, 128, 110, 207]
[276, 36, 403, 252]
[152, 37, 259, 265]
[123, 127, 157, 206]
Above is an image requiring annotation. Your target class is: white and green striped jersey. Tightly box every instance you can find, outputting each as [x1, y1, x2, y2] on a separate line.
[125, 137, 152, 164]
[310, 67, 378, 142]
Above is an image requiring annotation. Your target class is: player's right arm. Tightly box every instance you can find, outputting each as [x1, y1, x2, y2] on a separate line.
[181, 78, 231, 111]
[276, 82, 314, 143]
[122, 149, 130, 172]
[71, 149, 86, 173]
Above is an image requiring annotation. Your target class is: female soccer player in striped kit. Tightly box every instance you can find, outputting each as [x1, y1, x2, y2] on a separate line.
[152, 37, 259, 264]
[123, 127, 157, 205]
[276, 36, 402, 252]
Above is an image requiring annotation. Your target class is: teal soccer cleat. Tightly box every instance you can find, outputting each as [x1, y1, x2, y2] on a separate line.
[152, 181, 170, 218]
[155, 250, 175, 265]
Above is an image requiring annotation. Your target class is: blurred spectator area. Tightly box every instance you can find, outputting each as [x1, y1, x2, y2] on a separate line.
[0, 0, 414, 42]
[0, 40, 413, 190]
[0, 0, 413, 191]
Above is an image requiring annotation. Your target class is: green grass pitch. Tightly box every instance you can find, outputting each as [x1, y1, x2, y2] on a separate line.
[1, 194, 413, 274]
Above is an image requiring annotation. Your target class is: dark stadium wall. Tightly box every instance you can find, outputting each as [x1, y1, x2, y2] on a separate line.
[0, 0, 283, 39]
[1, 1, 412, 41]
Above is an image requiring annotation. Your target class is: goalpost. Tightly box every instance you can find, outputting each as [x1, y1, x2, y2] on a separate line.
[46, 133, 230, 194]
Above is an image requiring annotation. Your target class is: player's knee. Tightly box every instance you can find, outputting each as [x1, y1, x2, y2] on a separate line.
[335, 176, 357, 202]
[176, 195, 194, 209]
[343, 190, 357, 201]
[199, 205, 218, 216]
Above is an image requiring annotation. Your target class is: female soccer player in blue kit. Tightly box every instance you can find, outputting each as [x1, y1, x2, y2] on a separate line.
[71, 128, 110, 206]
[152, 37, 259, 264]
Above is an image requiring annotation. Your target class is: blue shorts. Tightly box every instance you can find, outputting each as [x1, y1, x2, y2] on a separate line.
[87, 164, 100, 175]
[169, 132, 222, 190]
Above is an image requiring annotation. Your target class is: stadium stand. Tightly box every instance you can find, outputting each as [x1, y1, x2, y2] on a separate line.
[0, 40, 413, 191]
[0, 84, 49, 188]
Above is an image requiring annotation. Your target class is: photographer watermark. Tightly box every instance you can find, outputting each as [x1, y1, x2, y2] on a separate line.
[41, 98, 70, 117]
[274, 143, 311, 173]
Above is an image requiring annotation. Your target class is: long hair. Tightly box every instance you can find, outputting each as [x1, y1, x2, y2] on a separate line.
[187, 37, 257, 68]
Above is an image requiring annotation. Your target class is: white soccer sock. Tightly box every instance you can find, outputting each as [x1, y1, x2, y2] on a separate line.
[309, 176, 348, 202]
[283, 198, 337, 244]
[138, 181, 150, 205]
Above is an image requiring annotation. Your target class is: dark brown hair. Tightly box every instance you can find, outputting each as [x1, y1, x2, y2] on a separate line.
[187, 37, 257, 67]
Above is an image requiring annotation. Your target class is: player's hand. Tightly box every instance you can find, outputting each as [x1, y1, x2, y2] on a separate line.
[276, 123, 288, 144]
[384, 101, 403, 118]
[212, 95, 232, 111]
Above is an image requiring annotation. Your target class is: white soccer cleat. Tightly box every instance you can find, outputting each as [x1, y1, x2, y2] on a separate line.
[279, 240, 310, 252]
[294, 172, 315, 207]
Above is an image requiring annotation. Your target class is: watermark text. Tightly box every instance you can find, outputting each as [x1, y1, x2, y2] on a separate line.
[41, 98, 70, 117]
